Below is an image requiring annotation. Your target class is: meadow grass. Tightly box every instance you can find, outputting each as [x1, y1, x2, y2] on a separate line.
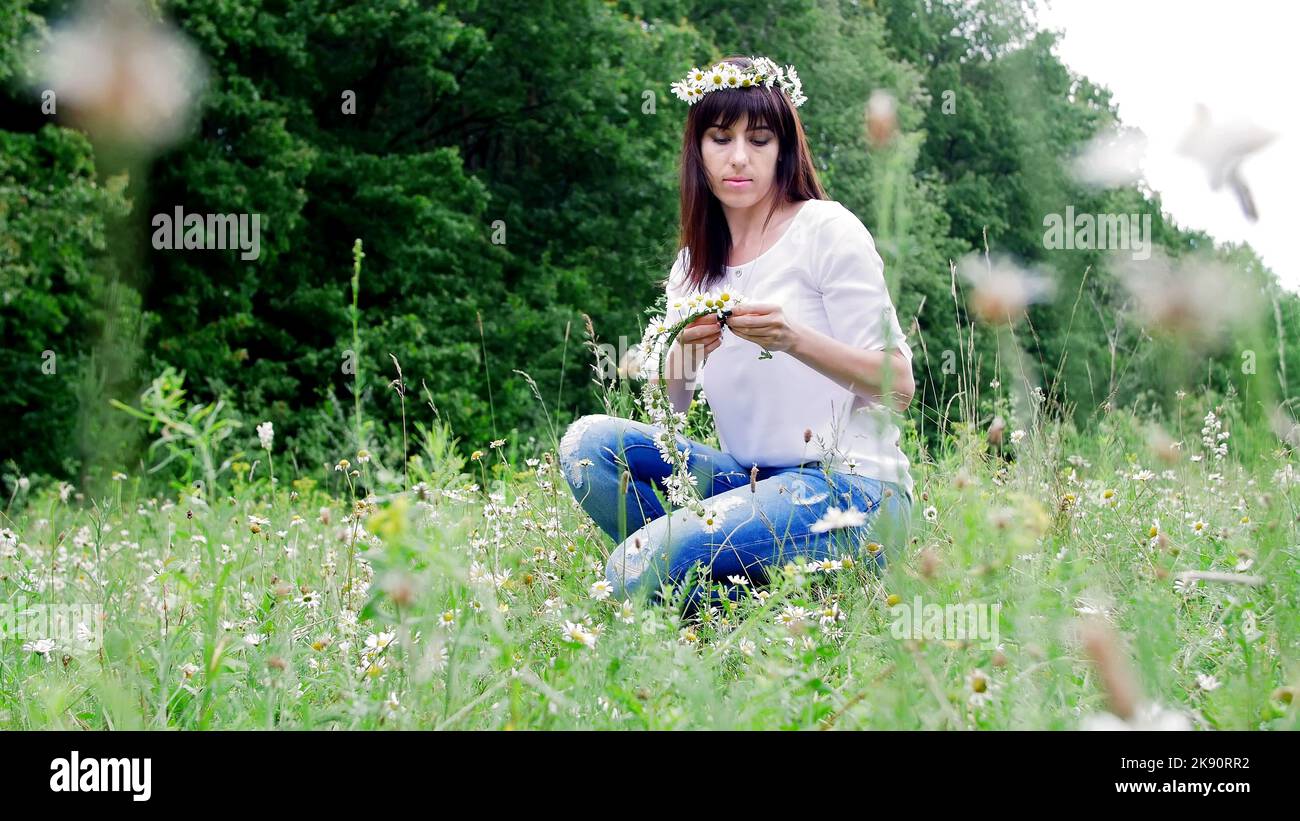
[2, 353, 1297, 729]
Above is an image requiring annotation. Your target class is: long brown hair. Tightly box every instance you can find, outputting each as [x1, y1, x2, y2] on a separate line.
[673, 55, 828, 294]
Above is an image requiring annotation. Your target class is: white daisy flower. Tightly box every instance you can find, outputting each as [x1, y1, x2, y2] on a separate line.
[562, 621, 597, 649]
[590, 579, 614, 601]
[810, 506, 868, 533]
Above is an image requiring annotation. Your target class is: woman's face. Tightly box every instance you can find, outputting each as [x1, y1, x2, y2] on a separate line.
[701, 112, 779, 209]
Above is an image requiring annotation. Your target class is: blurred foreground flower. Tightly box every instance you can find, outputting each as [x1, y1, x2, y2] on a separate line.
[1076, 617, 1193, 730]
[809, 506, 867, 533]
[34, 0, 206, 154]
[1176, 103, 1276, 222]
[1269, 405, 1300, 449]
[865, 89, 898, 149]
[1080, 701, 1193, 731]
[1113, 249, 1258, 349]
[1069, 127, 1148, 188]
[956, 253, 1055, 325]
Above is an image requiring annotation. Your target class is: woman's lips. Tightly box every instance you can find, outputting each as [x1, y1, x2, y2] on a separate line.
[723, 178, 752, 188]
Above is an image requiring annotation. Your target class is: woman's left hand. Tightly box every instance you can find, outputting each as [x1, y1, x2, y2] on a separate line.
[725, 303, 803, 353]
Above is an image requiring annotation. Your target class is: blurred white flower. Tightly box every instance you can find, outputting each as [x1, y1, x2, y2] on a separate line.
[1080, 701, 1192, 731]
[809, 506, 867, 533]
[865, 89, 898, 149]
[1070, 127, 1148, 188]
[23, 638, 57, 657]
[257, 421, 274, 451]
[1113, 249, 1257, 348]
[1176, 103, 1277, 221]
[957, 253, 1055, 325]
[1196, 673, 1222, 691]
[35, 0, 207, 153]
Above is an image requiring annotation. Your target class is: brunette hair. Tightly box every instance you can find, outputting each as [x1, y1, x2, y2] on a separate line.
[671, 55, 827, 293]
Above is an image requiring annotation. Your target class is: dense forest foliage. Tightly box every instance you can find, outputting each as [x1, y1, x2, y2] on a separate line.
[3, 0, 1294, 490]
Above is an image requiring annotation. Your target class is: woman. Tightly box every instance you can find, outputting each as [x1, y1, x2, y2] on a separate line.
[560, 55, 915, 614]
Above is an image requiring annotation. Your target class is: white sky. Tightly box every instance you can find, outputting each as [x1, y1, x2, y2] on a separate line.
[1035, 0, 1297, 289]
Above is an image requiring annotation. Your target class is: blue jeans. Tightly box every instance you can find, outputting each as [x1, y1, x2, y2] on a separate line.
[558, 414, 912, 613]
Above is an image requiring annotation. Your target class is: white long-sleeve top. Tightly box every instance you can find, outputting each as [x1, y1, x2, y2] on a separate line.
[665, 198, 914, 498]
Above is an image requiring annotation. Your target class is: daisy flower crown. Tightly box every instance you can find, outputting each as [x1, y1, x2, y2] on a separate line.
[670, 56, 807, 109]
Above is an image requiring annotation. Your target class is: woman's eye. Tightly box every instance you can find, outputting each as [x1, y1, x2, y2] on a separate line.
[751, 140, 770, 147]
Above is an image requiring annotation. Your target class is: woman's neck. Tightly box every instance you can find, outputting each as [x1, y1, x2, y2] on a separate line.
[722, 194, 798, 265]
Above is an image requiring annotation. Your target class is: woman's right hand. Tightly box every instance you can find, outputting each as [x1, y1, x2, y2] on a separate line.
[674, 314, 722, 378]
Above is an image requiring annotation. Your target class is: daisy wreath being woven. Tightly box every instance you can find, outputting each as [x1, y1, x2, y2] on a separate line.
[558, 54, 916, 616]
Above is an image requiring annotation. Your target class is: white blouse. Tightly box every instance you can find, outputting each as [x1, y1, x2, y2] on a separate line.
[665, 198, 914, 498]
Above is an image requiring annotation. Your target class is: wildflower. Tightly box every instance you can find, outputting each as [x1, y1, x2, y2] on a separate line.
[865, 89, 899, 148]
[589, 579, 614, 601]
[438, 610, 457, 629]
[1080, 702, 1192, 731]
[1009, 429, 1026, 445]
[1073, 597, 1113, 620]
[334, 459, 350, 472]
[490, 438, 506, 449]
[968, 669, 993, 708]
[356, 449, 371, 464]
[257, 421, 274, 450]
[1117, 247, 1257, 346]
[1241, 610, 1263, 642]
[776, 605, 809, 628]
[243, 633, 265, 647]
[562, 620, 598, 649]
[737, 638, 756, 658]
[923, 505, 938, 523]
[1100, 488, 1118, 507]
[111, 471, 128, 481]
[678, 627, 699, 645]
[364, 632, 397, 654]
[617, 600, 635, 624]
[818, 602, 845, 626]
[810, 506, 867, 533]
[987, 416, 1006, 446]
[35, 0, 206, 152]
[179, 662, 199, 679]
[23, 638, 57, 657]
[958, 253, 1055, 325]
[1196, 673, 1221, 691]
[1173, 576, 1200, 596]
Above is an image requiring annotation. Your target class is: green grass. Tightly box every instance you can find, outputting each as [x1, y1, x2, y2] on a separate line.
[1, 373, 1297, 730]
